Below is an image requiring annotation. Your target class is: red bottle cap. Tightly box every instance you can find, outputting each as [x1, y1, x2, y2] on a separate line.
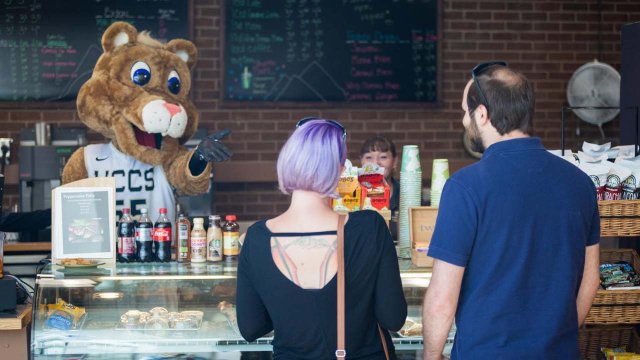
[225, 215, 236, 221]
[122, 208, 131, 214]
[160, 208, 167, 213]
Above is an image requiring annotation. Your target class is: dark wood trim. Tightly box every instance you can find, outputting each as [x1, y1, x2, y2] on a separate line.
[5, 242, 51, 252]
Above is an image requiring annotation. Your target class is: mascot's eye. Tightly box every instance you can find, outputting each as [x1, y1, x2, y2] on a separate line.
[130, 61, 151, 86]
[167, 70, 181, 94]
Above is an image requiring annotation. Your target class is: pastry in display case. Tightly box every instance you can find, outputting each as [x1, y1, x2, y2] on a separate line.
[31, 260, 449, 359]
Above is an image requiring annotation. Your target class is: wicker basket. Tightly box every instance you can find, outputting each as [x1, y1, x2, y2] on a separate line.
[579, 326, 640, 360]
[586, 249, 640, 324]
[599, 200, 640, 237]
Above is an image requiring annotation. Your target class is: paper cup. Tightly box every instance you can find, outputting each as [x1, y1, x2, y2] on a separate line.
[431, 159, 449, 194]
[401, 145, 421, 173]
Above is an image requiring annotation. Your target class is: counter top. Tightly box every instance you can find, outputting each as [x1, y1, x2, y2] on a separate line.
[0, 304, 32, 330]
[41, 259, 431, 281]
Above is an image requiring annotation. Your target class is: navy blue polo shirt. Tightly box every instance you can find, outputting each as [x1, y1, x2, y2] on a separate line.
[428, 137, 599, 359]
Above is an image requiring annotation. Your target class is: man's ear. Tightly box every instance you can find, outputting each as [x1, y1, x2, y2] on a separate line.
[475, 104, 490, 127]
[166, 39, 198, 69]
[101, 21, 138, 53]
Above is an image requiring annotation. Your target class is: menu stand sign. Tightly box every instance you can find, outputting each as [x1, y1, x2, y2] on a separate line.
[51, 177, 116, 266]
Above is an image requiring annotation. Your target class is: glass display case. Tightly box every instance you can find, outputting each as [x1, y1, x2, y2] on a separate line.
[31, 260, 449, 359]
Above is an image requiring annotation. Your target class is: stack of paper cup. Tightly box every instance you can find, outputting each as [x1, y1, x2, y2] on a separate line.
[398, 145, 422, 258]
[430, 159, 449, 207]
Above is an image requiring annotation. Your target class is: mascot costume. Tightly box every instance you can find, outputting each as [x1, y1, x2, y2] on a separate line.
[62, 21, 231, 224]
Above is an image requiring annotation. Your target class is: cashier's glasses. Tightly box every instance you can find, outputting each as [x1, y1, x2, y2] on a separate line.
[471, 61, 508, 112]
[296, 117, 347, 141]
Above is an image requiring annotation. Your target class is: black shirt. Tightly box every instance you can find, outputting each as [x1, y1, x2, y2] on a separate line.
[237, 210, 407, 359]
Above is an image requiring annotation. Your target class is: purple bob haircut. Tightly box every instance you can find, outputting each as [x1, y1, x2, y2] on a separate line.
[277, 119, 347, 197]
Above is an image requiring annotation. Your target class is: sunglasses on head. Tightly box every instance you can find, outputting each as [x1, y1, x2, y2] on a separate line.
[471, 61, 508, 111]
[296, 117, 347, 141]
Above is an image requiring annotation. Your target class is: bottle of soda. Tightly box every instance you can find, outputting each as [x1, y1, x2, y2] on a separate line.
[153, 207, 173, 262]
[207, 215, 223, 262]
[117, 208, 137, 263]
[176, 214, 191, 263]
[190, 218, 207, 263]
[136, 208, 154, 262]
[222, 215, 240, 261]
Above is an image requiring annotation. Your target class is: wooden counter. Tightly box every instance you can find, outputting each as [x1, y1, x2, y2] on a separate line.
[5, 242, 51, 253]
[0, 304, 32, 330]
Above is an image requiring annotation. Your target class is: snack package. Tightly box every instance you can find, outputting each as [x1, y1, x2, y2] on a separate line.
[577, 151, 609, 164]
[578, 162, 613, 200]
[604, 163, 632, 200]
[46, 299, 86, 330]
[613, 354, 640, 360]
[615, 158, 640, 200]
[583, 141, 611, 157]
[600, 262, 640, 289]
[332, 160, 361, 212]
[613, 145, 637, 160]
[602, 347, 626, 357]
[358, 163, 390, 212]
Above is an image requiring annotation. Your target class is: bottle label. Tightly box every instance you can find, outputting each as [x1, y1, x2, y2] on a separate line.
[136, 228, 152, 242]
[208, 238, 223, 261]
[191, 234, 207, 260]
[118, 237, 135, 254]
[223, 231, 240, 256]
[178, 224, 189, 240]
[153, 228, 171, 242]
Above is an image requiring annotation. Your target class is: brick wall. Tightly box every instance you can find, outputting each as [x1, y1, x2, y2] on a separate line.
[1, 0, 639, 221]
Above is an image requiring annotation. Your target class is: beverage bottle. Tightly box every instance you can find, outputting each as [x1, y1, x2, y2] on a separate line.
[153, 207, 173, 262]
[190, 218, 207, 263]
[176, 214, 191, 263]
[135, 208, 154, 262]
[207, 215, 223, 262]
[117, 208, 137, 262]
[222, 215, 240, 261]
[115, 216, 121, 262]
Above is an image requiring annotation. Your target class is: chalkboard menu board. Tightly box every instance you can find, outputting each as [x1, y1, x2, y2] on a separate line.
[223, 0, 439, 104]
[0, 0, 190, 102]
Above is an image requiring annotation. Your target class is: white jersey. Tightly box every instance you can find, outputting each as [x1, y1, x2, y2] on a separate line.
[84, 143, 176, 225]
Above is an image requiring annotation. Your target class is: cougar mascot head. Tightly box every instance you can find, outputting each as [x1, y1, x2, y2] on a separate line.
[62, 21, 231, 223]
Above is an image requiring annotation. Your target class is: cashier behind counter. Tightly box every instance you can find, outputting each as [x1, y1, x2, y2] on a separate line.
[1, 208, 51, 240]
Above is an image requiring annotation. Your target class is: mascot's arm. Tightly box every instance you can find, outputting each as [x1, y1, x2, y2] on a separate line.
[62, 148, 89, 185]
[164, 149, 212, 196]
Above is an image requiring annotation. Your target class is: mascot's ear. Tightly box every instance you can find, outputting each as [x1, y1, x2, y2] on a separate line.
[166, 39, 198, 69]
[101, 21, 138, 53]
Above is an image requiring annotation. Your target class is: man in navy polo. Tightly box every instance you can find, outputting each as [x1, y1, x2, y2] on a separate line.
[422, 63, 600, 359]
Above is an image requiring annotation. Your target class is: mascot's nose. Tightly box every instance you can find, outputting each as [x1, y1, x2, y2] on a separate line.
[163, 103, 182, 117]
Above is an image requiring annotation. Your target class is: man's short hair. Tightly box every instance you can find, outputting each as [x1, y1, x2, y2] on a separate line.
[277, 119, 347, 197]
[467, 66, 535, 135]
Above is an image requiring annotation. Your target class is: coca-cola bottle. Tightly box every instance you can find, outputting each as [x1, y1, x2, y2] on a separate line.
[136, 208, 154, 262]
[117, 208, 137, 263]
[153, 207, 172, 262]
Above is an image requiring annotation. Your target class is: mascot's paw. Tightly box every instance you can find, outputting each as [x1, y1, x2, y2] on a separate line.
[194, 129, 233, 162]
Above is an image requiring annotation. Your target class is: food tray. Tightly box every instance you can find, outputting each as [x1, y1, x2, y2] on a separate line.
[579, 326, 640, 360]
[599, 200, 640, 237]
[115, 318, 202, 331]
[586, 249, 640, 325]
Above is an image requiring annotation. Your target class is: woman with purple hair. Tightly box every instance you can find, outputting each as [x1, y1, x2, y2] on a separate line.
[237, 118, 407, 359]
